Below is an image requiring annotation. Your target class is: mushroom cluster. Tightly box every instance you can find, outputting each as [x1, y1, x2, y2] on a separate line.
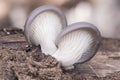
[24, 5, 101, 69]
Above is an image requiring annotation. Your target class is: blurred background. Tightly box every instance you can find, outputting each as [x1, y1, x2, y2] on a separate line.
[0, 0, 120, 39]
[0, 0, 67, 29]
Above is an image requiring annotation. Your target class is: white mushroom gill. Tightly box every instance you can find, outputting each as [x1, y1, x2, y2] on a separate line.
[52, 29, 93, 69]
[29, 11, 63, 55]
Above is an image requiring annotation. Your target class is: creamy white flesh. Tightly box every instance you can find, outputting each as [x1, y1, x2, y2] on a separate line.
[52, 30, 93, 69]
[29, 11, 63, 55]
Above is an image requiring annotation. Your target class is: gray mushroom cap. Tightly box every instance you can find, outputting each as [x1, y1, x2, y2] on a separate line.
[55, 22, 101, 64]
[24, 5, 67, 45]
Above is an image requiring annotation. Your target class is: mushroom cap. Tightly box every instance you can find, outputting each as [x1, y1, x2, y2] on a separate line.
[55, 22, 101, 64]
[24, 5, 67, 45]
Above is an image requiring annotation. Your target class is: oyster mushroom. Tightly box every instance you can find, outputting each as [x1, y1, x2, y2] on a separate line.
[24, 5, 67, 55]
[52, 22, 101, 69]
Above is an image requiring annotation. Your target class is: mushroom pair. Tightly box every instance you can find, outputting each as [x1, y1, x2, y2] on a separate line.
[24, 5, 101, 69]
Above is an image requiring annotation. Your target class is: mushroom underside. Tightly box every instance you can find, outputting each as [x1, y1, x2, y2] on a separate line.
[53, 29, 99, 68]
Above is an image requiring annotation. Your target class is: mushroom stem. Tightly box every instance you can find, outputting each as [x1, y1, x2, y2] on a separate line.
[40, 40, 57, 55]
